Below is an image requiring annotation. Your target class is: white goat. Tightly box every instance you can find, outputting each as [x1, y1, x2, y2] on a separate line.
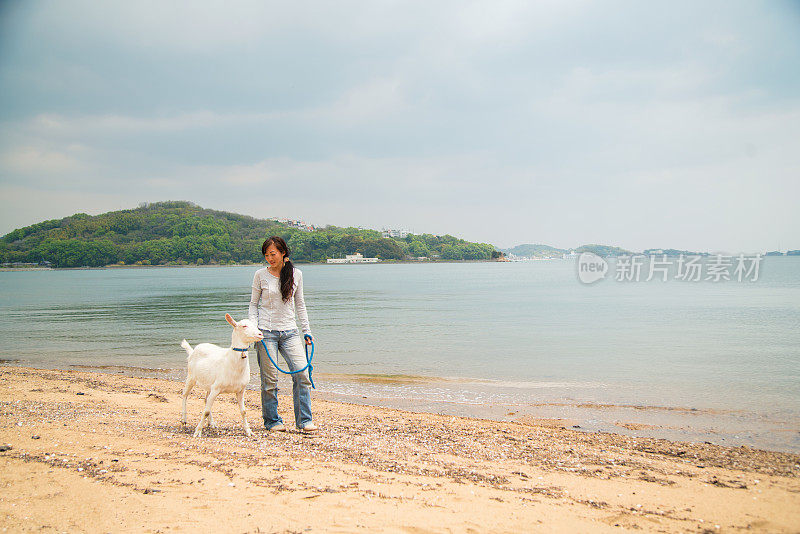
[180, 313, 263, 438]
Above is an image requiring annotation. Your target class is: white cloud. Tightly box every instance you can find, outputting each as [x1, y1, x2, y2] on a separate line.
[0, 145, 88, 175]
[24, 111, 257, 135]
[12, 77, 408, 140]
[0, 184, 130, 233]
[313, 77, 407, 124]
[220, 161, 279, 186]
[0, 1, 798, 251]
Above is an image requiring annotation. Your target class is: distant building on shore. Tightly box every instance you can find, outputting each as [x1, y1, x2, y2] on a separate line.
[381, 228, 414, 239]
[272, 217, 316, 232]
[327, 253, 380, 264]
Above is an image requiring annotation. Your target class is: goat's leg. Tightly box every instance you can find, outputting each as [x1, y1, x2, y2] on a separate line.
[236, 390, 252, 437]
[204, 391, 217, 428]
[194, 387, 220, 438]
[180, 377, 195, 426]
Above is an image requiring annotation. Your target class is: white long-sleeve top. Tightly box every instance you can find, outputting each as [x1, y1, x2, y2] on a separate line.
[248, 266, 312, 335]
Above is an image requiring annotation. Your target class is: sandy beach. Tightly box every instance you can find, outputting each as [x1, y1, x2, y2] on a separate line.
[1, 366, 799, 533]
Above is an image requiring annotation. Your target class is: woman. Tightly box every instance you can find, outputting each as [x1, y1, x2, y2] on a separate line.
[248, 236, 316, 432]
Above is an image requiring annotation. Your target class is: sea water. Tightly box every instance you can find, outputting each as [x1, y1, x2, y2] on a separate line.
[1, 258, 798, 452]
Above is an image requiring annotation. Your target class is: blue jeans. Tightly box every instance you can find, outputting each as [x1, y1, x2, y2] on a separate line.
[255, 328, 313, 429]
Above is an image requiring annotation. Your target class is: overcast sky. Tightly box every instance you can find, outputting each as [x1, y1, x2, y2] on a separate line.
[1, 1, 798, 252]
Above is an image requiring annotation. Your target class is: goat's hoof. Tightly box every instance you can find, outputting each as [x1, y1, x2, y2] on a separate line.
[193, 430, 202, 438]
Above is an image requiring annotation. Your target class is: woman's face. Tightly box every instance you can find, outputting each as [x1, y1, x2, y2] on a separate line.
[264, 243, 285, 268]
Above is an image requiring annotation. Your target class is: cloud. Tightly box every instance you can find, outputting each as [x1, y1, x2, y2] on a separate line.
[0, 145, 87, 175]
[219, 161, 279, 186]
[25, 111, 236, 134]
[0, 1, 798, 252]
[12, 75, 408, 140]
[0, 184, 130, 234]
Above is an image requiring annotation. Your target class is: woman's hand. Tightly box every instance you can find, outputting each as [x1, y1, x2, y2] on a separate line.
[304, 334, 313, 346]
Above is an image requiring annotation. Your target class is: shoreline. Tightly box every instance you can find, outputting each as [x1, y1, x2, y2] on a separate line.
[2, 366, 799, 532]
[0, 258, 508, 272]
[4, 360, 799, 455]
[3, 255, 798, 272]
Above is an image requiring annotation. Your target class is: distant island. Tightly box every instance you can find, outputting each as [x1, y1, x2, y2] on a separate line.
[4, 203, 796, 269]
[501, 243, 569, 258]
[0, 201, 501, 268]
[500, 243, 636, 259]
[501, 244, 799, 259]
[767, 250, 800, 256]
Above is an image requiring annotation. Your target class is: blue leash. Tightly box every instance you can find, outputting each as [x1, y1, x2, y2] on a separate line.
[258, 334, 315, 389]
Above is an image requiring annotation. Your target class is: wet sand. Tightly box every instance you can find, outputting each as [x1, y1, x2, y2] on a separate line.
[1, 366, 799, 533]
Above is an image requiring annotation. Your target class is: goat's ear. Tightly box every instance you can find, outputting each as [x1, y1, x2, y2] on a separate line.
[225, 313, 238, 327]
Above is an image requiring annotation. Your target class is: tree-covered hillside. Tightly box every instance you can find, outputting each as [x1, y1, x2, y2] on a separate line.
[502, 243, 633, 258]
[0, 201, 500, 267]
[500, 243, 568, 258]
[643, 248, 709, 256]
[574, 244, 632, 257]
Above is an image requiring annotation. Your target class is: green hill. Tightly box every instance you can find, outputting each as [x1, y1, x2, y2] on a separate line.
[643, 248, 709, 256]
[500, 243, 568, 258]
[574, 244, 632, 257]
[501, 243, 632, 258]
[0, 201, 500, 268]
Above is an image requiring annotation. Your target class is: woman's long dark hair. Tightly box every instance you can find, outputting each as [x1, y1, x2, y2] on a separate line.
[262, 236, 294, 302]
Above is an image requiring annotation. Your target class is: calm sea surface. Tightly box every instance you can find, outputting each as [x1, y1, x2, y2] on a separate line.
[1, 259, 799, 452]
